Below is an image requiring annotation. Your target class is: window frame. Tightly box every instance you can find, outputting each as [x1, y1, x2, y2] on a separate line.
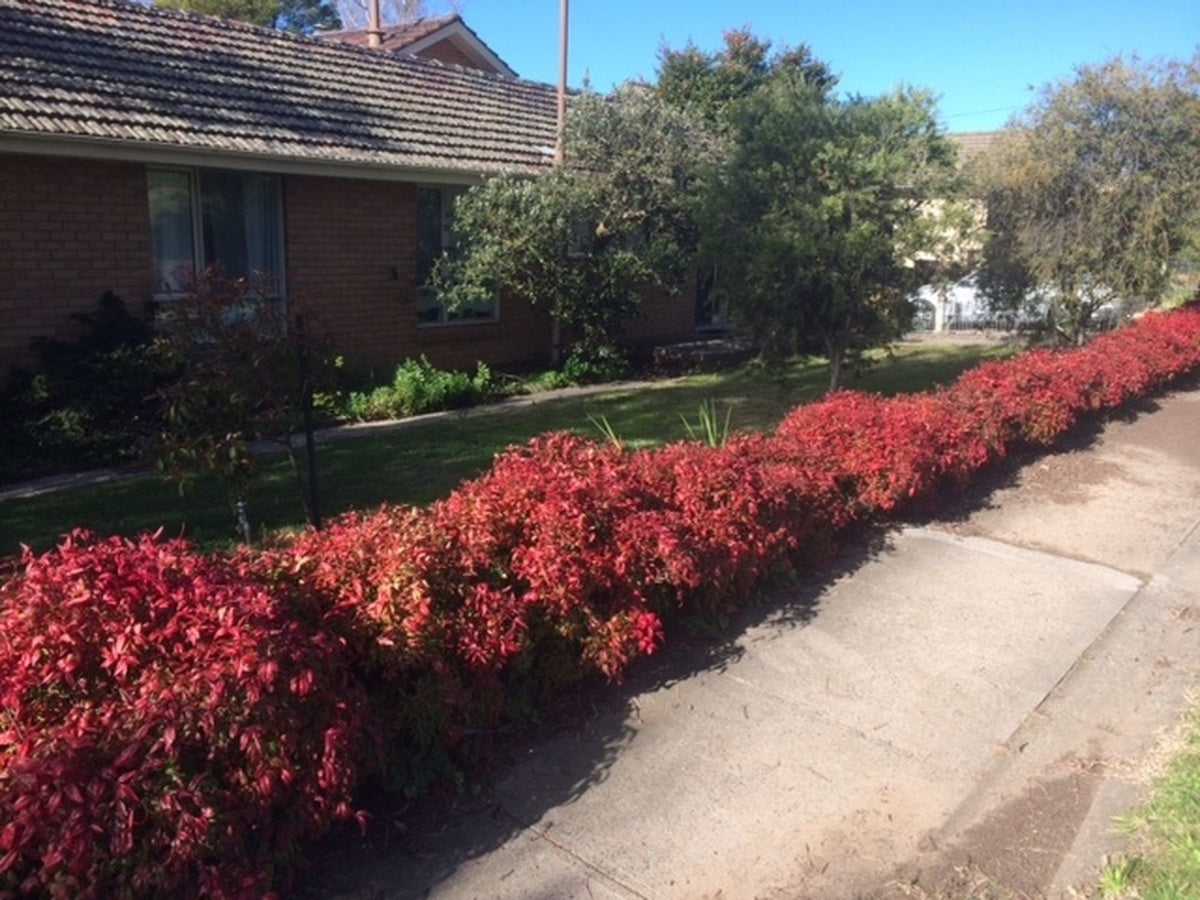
[147, 166, 286, 307]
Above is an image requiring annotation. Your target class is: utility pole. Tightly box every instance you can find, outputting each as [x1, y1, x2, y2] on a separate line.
[550, 0, 568, 362]
[554, 0, 568, 164]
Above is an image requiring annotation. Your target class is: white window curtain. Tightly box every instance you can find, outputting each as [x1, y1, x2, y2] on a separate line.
[148, 170, 195, 295]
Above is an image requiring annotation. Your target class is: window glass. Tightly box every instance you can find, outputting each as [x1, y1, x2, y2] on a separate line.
[150, 167, 283, 303]
[416, 186, 443, 287]
[415, 185, 496, 325]
[148, 169, 195, 294]
[199, 170, 282, 294]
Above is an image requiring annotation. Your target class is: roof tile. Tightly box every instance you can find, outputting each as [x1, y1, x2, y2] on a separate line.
[0, 0, 558, 175]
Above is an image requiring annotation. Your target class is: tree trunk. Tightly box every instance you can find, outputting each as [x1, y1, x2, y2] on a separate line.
[824, 331, 846, 393]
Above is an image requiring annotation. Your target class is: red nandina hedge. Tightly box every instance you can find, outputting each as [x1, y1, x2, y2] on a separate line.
[3, 306, 1200, 897]
[0, 531, 368, 899]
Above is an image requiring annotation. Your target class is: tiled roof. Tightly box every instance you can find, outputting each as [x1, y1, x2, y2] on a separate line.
[0, 0, 557, 176]
[326, 15, 457, 51]
[951, 131, 1003, 167]
[322, 14, 517, 78]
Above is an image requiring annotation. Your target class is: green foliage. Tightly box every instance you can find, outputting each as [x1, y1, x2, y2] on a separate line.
[681, 399, 734, 447]
[1101, 704, 1200, 898]
[0, 292, 177, 483]
[344, 356, 500, 421]
[153, 0, 341, 32]
[656, 27, 835, 129]
[536, 345, 632, 390]
[587, 413, 624, 448]
[976, 54, 1200, 345]
[434, 85, 715, 364]
[701, 65, 959, 390]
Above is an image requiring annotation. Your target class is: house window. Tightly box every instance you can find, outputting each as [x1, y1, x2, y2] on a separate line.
[416, 185, 497, 325]
[148, 168, 283, 299]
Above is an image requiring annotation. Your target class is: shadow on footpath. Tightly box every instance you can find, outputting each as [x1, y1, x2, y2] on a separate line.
[297, 382, 1193, 899]
[296, 528, 890, 898]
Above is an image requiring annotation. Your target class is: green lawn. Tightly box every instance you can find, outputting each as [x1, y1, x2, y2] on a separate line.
[0, 339, 1012, 556]
[1099, 703, 1200, 898]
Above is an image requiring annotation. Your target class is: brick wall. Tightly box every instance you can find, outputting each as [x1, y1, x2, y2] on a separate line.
[0, 154, 152, 376]
[415, 294, 554, 371]
[284, 174, 553, 377]
[624, 279, 698, 348]
[284, 174, 418, 378]
[413, 42, 479, 71]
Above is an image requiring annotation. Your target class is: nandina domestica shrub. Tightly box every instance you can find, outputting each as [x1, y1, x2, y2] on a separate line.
[0, 531, 368, 899]
[945, 307, 1200, 452]
[275, 503, 516, 795]
[773, 390, 990, 516]
[947, 349, 1090, 447]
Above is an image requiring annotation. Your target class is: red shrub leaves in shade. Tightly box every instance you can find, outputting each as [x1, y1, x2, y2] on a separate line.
[0, 531, 368, 899]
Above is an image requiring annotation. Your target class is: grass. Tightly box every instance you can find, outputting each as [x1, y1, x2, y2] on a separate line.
[1099, 702, 1200, 898]
[0, 338, 1013, 557]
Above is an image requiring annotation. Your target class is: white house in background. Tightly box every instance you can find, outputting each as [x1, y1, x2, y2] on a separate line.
[912, 274, 994, 331]
[909, 132, 1002, 332]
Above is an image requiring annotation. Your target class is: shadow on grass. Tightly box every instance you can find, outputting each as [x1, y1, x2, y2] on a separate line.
[0, 341, 1010, 557]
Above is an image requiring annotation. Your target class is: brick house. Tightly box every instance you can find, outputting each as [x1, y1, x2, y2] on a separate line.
[320, 14, 519, 77]
[0, 0, 695, 381]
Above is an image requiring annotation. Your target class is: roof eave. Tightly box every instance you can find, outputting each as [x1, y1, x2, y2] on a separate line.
[0, 132, 548, 183]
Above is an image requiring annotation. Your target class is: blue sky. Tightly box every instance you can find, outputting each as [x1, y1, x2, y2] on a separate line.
[460, 0, 1199, 133]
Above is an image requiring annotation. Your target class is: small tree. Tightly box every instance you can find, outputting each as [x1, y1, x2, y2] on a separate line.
[434, 85, 716, 367]
[153, 271, 333, 538]
[975, 54, 1200, 344]
[703, 69, 959, 391]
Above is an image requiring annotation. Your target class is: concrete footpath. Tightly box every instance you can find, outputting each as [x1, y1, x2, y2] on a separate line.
[304, 386, 1200, 899]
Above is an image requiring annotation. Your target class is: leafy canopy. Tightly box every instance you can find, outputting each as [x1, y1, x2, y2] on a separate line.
[433, 85, 716, 364]
[657, 28, 835, 129]
[699, 64, 959, 390]
[975, 54, 1200, 344]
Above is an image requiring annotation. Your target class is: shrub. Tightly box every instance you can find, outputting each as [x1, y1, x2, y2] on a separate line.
[0, 531, 368, 898]
[553, 345, 631, 387]
[344, 356, 500, 421]
[152, 271, 337, 531]
[0, 292, 176, 484]
[775, 390, 978, 516]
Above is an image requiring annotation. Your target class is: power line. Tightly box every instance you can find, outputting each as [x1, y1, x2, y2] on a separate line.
[944, 104, 1022, 120]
